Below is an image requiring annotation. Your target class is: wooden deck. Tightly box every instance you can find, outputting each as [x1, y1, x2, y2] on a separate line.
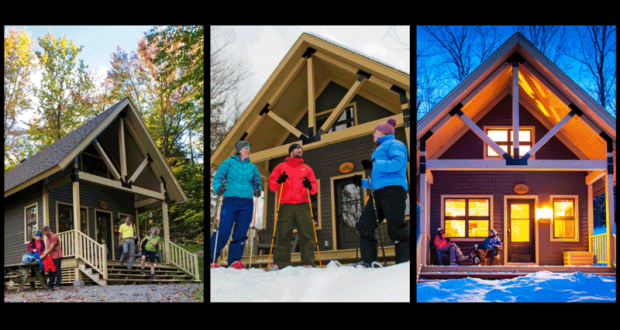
[237, 246, 396, 268]
[418, 264, 616, 281]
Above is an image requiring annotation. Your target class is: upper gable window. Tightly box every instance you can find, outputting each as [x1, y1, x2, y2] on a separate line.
[484, 126, 534, 158]
[315, 104, 357, 133]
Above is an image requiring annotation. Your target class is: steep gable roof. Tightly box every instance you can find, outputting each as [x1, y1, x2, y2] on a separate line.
[416, 32, 616, 204]
[210, 32, 410, 170]
[5, 98, 187, 206]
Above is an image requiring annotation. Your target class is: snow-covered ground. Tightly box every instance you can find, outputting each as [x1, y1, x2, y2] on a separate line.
[210, 261, 410, 302]
[417, 271, 616, 302]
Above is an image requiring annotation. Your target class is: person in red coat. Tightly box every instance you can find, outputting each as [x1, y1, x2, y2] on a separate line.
[268, 144, 318, 270]
[434, 228, 468, 265]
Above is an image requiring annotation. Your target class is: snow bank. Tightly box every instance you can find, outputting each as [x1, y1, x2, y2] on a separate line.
[417, 271, 616, 302]
[210, 261, 410, 302]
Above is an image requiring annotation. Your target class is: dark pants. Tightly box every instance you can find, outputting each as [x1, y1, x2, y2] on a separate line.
[357, 185, 410, 264]
[48, 258, 62, 288]
[273, 203, 316, 268]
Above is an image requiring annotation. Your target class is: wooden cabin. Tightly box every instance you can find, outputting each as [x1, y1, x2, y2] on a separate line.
[416, 33, 616, 282]
[4, 98, 200, 286]
[210, 33, 411, 267]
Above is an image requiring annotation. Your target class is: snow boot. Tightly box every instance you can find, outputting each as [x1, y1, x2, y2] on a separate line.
[210, 263, 220, 269]
[351, 261, 384, 268]
[266, 264, 280, 272]
[229, 261, 246, 269]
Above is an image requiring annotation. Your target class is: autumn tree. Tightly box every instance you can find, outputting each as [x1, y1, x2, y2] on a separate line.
[4, 27, 36, 171]
[28, 32, 98, 152]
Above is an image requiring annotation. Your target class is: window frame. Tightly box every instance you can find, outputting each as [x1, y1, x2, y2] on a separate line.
[315, 102, 358, 134]
[483, 126, 535, 159]
[24, 202, 38, 244]
[441, 195, 493, 241]
[549, 195, 579, 242]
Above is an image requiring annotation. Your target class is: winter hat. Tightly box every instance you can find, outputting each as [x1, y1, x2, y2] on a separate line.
[437, 228, 445, 235]
[235, 141, 251, 153]
[36, 232, 43, 237]
[489, 229, 497, 237]
[289, 143, 302, 154]
[374, 118, 397, 135]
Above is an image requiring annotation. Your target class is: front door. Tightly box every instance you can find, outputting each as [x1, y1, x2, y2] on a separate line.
[96, 211, 113, 260]
[335, 177, 362, 250]
[507, 199, 535, 263]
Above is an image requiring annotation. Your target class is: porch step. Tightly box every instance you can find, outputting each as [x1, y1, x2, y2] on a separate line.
[105, 260, 199, 284]
[419, 265, 616, 280]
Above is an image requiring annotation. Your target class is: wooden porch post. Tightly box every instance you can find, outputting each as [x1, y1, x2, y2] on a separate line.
[162, 200, 171, 264]
[512, 61, 520, 158]
[72, 156, 82, 281]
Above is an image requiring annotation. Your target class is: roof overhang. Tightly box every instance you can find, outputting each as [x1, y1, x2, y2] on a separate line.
[416, 33, 616, 205]
[210, 33, 410, 171]
[5, 98, 188, 206]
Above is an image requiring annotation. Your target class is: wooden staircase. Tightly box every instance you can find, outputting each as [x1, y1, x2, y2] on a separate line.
[104, 259, 201, 285]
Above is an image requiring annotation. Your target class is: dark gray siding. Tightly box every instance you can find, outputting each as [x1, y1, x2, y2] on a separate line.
[4, 181, 43, 265]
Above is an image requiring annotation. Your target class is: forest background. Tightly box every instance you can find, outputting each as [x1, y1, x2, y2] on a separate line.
[416, 25, 615, 234]
[4, 25, 204, 249]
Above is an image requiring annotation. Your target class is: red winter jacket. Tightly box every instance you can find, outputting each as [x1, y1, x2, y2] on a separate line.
[269, 157, 318, 204]
[42, 255, 56, 272]
[434, 235, 449, 249]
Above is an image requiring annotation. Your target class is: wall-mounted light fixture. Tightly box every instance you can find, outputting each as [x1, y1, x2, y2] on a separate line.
[536, 207, 552, 223]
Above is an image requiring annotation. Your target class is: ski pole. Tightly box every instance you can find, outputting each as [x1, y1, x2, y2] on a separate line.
[366, 174, 387, 266]
[212, 180, 226, 267]
[306, 186, 322, 268]
[249, 195, 258, 269]
[266, 172, 285, 271]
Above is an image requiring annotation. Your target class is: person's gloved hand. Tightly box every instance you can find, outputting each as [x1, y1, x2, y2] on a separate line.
[254, 188, 262, 197]
[277, 171, 288, 184]
[216, 185, 226, 196]
[352, 175, 362, 187]
[303, 176, 312, 190]
[361, 159, 373, 170]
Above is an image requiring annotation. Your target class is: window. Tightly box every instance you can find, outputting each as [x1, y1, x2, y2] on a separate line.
[552, 197, 577, 240]
[24, 203, 38, 243]
[315, 105, 356, 133]
[484, 127, 534, 158]
[443, 197, 491, 239]
[57, 202, 88, 235]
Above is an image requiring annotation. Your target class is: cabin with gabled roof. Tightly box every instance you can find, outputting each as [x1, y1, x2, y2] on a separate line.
[5, 98, 200, 286]
[416, 33, 616, 282]
[210, 33, 411, 267]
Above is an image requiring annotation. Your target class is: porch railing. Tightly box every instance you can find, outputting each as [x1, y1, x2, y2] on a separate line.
[76, 230, 108, 280]
[416, 233, 429, 283]
[161, 241, 200, 281]
[590, 232, 613, 265]
[56, 230, 107, 280]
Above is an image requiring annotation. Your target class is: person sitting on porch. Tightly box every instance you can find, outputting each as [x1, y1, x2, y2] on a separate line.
[476, 229, 502, 265]
[139, 226, 162, 280]
[434, 228, 468, 266]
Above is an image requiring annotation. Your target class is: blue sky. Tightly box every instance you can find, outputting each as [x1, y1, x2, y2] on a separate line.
[5, 25, 157, 74]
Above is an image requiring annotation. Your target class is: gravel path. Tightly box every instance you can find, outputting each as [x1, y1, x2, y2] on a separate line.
[4, 283, 204, 302]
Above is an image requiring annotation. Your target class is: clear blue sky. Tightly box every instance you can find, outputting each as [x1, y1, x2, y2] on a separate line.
[5, 25, 157, 73]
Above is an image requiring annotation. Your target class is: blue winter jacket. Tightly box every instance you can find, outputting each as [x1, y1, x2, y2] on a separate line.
[480, 236, 502, 250]
[213, 155, 262, 199]
[361, 134, 408, 191]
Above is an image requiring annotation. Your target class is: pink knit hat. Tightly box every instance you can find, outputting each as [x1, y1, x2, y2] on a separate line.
[374, 118, 397, 135]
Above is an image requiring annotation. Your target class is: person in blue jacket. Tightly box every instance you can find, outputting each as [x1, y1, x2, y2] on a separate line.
[476, 229, 503, 265]
[211, 141, 262, 269]
[353, 118, 409, 267]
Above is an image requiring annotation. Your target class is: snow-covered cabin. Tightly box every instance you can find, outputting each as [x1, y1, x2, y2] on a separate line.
[416, 33, 616, 281]
[210, 33, 410, 266]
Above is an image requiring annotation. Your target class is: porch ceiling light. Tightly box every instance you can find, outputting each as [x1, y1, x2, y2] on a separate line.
[536, 207, 552, 223]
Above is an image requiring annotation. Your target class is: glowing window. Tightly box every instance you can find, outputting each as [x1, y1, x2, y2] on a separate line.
[485, 128, 533, 158]
[444, 197, 491, 239]
[553, 198, 576, 239]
